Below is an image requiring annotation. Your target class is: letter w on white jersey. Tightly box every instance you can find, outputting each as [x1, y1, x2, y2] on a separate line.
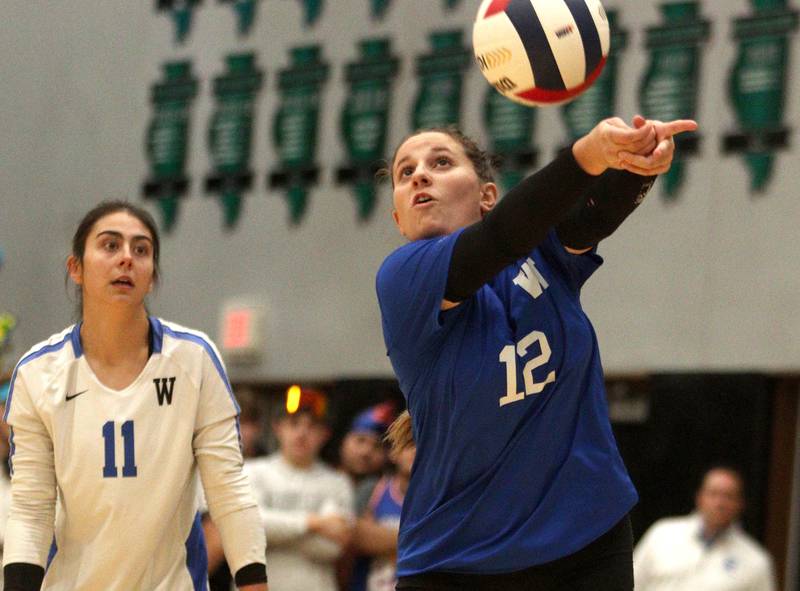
[512, 258, 548, 299]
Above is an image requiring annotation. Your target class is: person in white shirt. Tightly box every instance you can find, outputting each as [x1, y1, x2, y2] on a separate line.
[2, 201, 267, 591]
[245, 386, 354, 591]
[634, 466, 775, 591]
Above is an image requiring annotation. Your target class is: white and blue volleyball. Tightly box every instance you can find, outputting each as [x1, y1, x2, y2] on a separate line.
[473, 0, 610, 106]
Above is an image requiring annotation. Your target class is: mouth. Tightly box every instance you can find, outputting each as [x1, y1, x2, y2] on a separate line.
[111, 276, 134, 288]
[413, 193, 435, 207]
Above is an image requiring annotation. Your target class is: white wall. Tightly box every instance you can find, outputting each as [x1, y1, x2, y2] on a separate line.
[1, 0, 798, 380]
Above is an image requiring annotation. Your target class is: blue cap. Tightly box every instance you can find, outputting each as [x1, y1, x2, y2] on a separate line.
[349, 401, 397, 437]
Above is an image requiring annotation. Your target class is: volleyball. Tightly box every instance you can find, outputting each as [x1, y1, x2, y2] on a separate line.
[473, 0, 611, 107]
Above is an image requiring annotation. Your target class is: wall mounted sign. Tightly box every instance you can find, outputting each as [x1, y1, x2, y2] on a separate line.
[206, 53, 264, 228]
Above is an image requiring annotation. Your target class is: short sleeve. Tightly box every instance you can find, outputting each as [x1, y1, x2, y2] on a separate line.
[539, 229, 603, 293]
[376, 231, 462, 354]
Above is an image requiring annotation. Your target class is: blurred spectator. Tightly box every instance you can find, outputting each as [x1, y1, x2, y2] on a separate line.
[0, 376, 13, 589]
[338, 402, 396, 491]
[245, 386, 354, 591]
[634, 466, 775, 591]
[205, 385, 268, 590]
[352, 428, 415, 591]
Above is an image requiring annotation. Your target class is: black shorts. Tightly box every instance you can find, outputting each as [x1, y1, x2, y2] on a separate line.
[396, 515, 633, 591]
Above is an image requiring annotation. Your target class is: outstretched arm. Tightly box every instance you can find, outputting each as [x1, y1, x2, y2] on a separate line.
[444, 117, 697, 303]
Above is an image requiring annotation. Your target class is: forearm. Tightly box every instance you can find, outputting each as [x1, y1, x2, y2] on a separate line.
[556, 170, 656, 249]
[352, 517, 398, 556]
[445, 146, 595, 301]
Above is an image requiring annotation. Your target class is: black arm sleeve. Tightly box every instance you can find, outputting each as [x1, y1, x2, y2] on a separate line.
[4, 563, 45, 591]
[444, 147, 595, 302]
[555, 170, 657, 250]
[234, 562, 268, 586]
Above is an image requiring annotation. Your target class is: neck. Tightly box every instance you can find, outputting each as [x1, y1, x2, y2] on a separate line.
[80, 303, 150, 363]
[282, 452, 314, 470]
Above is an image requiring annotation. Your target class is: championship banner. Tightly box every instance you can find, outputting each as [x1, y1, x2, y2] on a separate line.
[444, 0, 463, 10]
[143, 61, 200, 232]
[561, 9, 628, 141]
[297, 0, 324, 26]
[205, 53, 264, 228]
[412, 30, 472, 131]
[219, 0, 259, 36]
[156, 0, 202, 44]
[483, 86, 538, 192]
[723, 0, 798, 192]
[338, 38, 400, 220]
[269, 45, 330, 224]
[371, 0, 392, 20]
[640, 1, 710, 199]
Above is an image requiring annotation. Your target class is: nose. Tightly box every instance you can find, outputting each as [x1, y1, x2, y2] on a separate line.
[118, 244, 134, 268]
[411, 165, 431, 187]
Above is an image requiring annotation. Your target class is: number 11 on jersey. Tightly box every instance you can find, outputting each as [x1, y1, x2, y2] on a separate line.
[498, 330, 556, 407]
[102, 420, 138, 478]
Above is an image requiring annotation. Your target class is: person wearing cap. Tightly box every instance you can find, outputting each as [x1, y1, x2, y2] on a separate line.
[244, 386, 354, 591]
[338, 402, 396, 494]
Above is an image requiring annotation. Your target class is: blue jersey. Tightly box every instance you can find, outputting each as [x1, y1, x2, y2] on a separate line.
[376, 229, 637, 576]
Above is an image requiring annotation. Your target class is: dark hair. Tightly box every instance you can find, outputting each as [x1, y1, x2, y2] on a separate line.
[67, 201, 161, 316]
[380, 126, 497, 186]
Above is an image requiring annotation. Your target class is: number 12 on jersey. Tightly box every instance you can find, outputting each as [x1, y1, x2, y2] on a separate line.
[498, 330, 556, 407]
[102, 420, 138, 478]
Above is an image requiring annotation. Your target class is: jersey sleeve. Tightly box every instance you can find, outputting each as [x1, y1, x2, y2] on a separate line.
[195, 342, 239, 430]
[376, 231, 463, 354]
[194, 416, 266, 577]
[539, 229, 603, 293]
[2, 369, 57, 569]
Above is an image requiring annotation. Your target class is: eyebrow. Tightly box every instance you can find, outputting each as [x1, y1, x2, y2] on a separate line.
[394, 146, 457, 172]
[95, 230, 153, 244]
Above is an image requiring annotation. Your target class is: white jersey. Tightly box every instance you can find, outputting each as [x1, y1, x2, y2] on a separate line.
[244, 453, 354, 591]
[3, 318, 266, 591]
[633, 513, 775, 591]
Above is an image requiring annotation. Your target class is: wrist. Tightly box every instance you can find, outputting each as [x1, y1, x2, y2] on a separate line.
[572, 136, 607, 176]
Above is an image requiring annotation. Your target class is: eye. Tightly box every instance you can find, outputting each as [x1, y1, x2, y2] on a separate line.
[133, 243, 151, 257]
[103, 239, 119, 252]
[434, 156, 452, 167]
[398, 166, 414, 179]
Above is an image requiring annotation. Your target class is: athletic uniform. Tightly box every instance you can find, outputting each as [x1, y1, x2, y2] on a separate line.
[376, 227, 637, 580]
[3, 317, 266, 590]
[364, 476, 404, 591]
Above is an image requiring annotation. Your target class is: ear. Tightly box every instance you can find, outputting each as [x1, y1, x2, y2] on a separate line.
[66, 255, 83, 286]
[479, 182, 498, 216]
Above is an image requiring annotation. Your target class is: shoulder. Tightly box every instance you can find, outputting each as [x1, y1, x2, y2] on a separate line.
[642, 515, 696, 541]
[13, 325, 78, 378]
[243, 455, 277, 478]
[376, 234, 460, 290]
[314, 463, 354, 490]
[154, 318, 221, 359]
[730, 526, 773, 567]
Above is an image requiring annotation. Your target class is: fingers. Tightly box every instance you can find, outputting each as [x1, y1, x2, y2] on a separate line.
[619, 137, 675, 175]
[655, 119, 698, 138]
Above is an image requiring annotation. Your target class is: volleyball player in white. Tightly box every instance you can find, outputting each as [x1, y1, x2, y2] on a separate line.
[2, 202, 268, 591]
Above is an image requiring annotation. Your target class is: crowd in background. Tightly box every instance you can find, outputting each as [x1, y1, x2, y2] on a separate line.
[0, 376, 778, 590]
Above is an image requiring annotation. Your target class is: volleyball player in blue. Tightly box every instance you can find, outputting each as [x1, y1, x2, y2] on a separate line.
[376, 115, 697, 591]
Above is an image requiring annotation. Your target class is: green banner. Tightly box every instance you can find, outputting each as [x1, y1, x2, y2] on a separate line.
[270, 45, 330, 224]
[413, 30, 471, 131]
[205, 53, 264, 228]
[483, 87, 537, 192]
[338, 38, 400, 220]
[723, 0, 798, 192]
[143, 61, 199, 232]
[299, 0, 323, 26]
[156, 0, 202, 44]
[371, 0, 392, 19]
[562, 9, 628, 141]
[219, 0, 258, 36]
[443, 0, 463, 10]
[640, 2, 710, 199]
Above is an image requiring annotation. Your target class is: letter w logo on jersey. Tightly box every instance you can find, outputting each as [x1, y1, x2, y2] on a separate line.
[153, 377, 177, 406]
[512, 258, 549, 299]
